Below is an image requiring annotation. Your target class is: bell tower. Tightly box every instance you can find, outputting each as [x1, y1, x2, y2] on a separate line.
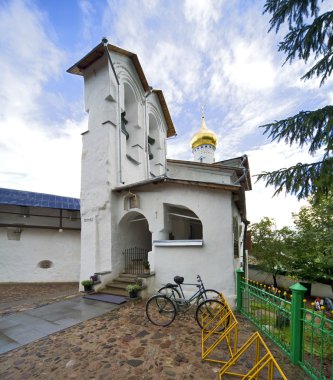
[190, 114, 218, 164]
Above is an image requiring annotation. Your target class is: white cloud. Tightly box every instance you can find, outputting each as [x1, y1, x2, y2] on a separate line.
[1, 0, 331, 223]
[0, 0, 82, 197]
[246, 182, 308, 229]
[184, 0, 222, 24]
[183, 0, 224, 50]
[0, 116, 84, 197]
[223, 40, 277, 91]
[246, 141, 321, 228]
[0, 0, 64, 119]
[79, 0, 96, 38]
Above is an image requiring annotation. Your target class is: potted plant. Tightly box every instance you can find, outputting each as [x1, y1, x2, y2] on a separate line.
[143, 259, 150, 274]
[81, 279, 93, 292]
[126, 284, 141, 298]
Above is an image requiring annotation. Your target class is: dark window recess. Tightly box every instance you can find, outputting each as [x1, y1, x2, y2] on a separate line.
[148, 143, 153, 160]
[38, 260, 53, 269]
[121, 111, 129, 140]
[189, 223, 202, 239]
[148, 136, 155, 160]
[233, 218, 240, 258]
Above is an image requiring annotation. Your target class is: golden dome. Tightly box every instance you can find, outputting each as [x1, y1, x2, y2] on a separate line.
[191, 116, 218, 149]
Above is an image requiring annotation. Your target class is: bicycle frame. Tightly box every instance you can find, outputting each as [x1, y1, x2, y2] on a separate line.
[170, 275, 207, 305]
[147, 275, 223, 327]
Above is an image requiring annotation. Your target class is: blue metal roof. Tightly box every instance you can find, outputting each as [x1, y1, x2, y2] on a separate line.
[0, 188, 80, 210]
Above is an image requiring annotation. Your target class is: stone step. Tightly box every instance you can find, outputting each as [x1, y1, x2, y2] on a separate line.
[105, 281, 131, 290]
[119, 273, 139, 279]
[98, 273, 143, 298]
[114, 277, 138, 284]
[99, 287, 128, 297]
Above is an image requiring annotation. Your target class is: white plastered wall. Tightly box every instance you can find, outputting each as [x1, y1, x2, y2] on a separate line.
[80, 54, 118, 283]
[115, 182, 237, 305]
[79, 49, 169, 285]
[0, 228, 80, 282]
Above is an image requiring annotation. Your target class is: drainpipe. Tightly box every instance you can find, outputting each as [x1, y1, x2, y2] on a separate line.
[102, 38, 124, 184]
[144, 88, 153, 179]
[242, 219, 250, 279]
[59, 209, 63, 232]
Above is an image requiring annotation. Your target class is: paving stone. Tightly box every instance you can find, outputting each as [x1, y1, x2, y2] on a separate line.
[0, 284, 313, 380]
[130, 346, 145, 357]
[136, 329, 149, 338]
[127, 359, 144, 367]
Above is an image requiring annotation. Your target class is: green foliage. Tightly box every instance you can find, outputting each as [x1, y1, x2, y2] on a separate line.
[259, 0, 333, 201]
[143, 259, 150, 269]
[257, 157, 333, 201]
[252, 194, 333, 289]
[81, 279, 93, 286]
[250, 217, 294, 286]
[126, 284, 141, 293]
[290, 192, 333, 285]
[260, 106, 333, 155]
[264, 0, 332, 85]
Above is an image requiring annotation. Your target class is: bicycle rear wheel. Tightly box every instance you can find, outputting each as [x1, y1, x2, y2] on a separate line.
[146, 295, 176, 327]
[158, 286, 181, 301]
[196, 299, 229, 332]
[196, 289, 221, 305]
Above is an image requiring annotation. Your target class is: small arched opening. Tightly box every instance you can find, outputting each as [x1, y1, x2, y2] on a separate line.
[164, 204, 203, 240]
[123, 82, 142, 164]
[117, 211, 152, 274]
[148, 113, 164, 176]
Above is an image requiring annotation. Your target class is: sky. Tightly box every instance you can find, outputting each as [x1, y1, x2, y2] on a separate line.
[0, 0, 332, 228]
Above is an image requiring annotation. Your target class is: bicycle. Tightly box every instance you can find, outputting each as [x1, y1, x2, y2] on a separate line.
[158, 274, 221, 306]
[145, 275, 229, 329]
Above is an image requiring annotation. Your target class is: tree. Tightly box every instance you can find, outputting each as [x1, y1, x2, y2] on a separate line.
[250, 217, 294, 287]
[290, 192, 333, 290]
[257, 0, 333, 202]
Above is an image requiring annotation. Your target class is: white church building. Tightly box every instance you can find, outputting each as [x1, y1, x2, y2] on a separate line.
[67, 40, 252, 302]
[0, 40, 251, 304]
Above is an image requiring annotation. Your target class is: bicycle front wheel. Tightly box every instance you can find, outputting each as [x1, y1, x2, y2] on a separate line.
[196, 299, 229, 332]
[197, 289, 221, 305]
[146, 295, 176, 327]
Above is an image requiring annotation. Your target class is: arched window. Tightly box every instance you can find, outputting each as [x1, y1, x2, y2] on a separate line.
[123, 83, 142, 164]
[148, 113, 164, 176]
[164, 204, 203, 240]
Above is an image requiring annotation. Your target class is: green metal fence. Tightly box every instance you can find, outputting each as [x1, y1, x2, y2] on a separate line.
[300, 305, 333, 379]
[236, 269, 333, 380]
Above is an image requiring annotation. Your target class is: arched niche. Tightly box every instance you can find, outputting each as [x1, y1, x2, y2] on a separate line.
[123, 82, 143, 164]
[118, 211, 152, 254]
[148, 112, 164, 176]
[163, 204, 203, 240]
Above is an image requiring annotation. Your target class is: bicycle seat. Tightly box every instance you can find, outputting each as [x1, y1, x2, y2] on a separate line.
[164, 283, 178, 289]
[174, 276, 184, 285]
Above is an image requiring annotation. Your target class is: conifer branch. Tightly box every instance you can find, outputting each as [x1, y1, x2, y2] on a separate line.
[264, 0, 320, 33]
[256, 158, 333, 200]
[260, 106, 333, 155]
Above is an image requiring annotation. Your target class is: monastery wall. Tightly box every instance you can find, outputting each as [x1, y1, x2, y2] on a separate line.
[0, 228, 80, 282]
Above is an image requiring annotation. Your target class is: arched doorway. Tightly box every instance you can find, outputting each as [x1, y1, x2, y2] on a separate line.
[118, 211, 152, 274]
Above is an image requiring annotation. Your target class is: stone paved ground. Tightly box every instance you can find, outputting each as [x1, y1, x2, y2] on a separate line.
[0, 284, 310, 380]
[0, 283, 80, 315]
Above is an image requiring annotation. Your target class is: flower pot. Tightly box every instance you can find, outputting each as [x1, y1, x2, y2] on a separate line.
[83, 284, 93, 292]
[129, 291, 138, 298]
